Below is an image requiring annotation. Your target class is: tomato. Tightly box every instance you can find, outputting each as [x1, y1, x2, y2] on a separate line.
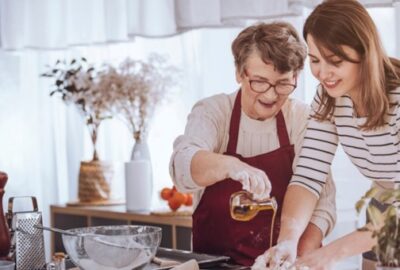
[184, 194, 193, 206]
[168, 197, 182, 211]
[172, 192, 186, 205]
[160, 187, 173, 200]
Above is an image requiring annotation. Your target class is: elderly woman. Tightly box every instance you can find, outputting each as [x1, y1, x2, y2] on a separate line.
[169, 22, 336, 266]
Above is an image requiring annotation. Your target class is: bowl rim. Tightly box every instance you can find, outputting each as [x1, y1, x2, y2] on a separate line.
[62, 225, 162, 237]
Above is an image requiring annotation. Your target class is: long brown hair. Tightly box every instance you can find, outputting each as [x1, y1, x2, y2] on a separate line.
[303, 0, 400, 130]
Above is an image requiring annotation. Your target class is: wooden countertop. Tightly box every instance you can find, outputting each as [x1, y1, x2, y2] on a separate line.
[50, 204, 192, 227]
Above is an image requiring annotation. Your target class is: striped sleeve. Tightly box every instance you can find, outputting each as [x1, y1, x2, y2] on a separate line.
[289, 88, 339, 198]
[288, 99, 337, 236]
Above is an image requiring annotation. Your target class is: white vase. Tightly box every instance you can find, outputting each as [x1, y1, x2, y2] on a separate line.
[124, 139, 153, 211]
[130, 138, 151, 162]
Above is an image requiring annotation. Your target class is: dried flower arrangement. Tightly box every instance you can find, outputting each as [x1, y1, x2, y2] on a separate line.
[41, 58, 112, 161]
[104, 54, 178, 142]
[356, 187, 400, 267]
[42, 55, 177, 159]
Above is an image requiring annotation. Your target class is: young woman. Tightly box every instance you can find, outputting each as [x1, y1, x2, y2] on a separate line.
[169, 22, 336, 266]
[262, 0, 400, 269]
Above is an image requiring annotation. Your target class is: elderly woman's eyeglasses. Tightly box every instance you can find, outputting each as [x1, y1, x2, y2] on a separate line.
[244, 69, 297, 95]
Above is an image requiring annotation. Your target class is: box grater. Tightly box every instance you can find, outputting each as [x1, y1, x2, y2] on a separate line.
[6, 196, 46, 270]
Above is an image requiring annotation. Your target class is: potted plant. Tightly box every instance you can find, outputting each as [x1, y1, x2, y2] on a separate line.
[356, 187, 400, 269]
[42, 58, 114, 204]
[109, 54, 177, 156]
[105, 54, 178, 211]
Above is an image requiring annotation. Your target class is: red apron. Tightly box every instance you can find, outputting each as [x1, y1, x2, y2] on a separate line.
[192, 90, 295, 266]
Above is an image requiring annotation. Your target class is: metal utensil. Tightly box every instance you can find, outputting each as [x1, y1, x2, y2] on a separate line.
[7, 196, 46, 270]
[34, 224, 87, 257]
[34, 224, 89, 236]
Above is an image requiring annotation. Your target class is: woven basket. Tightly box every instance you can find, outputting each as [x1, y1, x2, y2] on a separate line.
[78, 161, 114, 202]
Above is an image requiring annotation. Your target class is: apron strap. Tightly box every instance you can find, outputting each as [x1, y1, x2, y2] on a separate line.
[276, 110, 291, 147]
[226, 90, 242, 154]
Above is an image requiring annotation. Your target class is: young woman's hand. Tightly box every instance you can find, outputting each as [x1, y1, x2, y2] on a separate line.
[295, 227, 376, 270]
[295, 246, 337, 270]
[297, 223, 323, 256]
[227, 158, 272, 199]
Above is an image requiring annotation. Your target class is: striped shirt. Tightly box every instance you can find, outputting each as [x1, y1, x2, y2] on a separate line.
[290, 85, 400, 198]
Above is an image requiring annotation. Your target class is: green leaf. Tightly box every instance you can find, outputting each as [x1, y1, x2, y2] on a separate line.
[49, 90, 59, 96]
[65, 85, 75, 92]
[355, 199, 366, 214]
[378, 190, 398, 203]
[55, 80, 63, 87]
[365, 187, 380, 198]
[368, 205, 385, 228]
[386, 206, 398, 218]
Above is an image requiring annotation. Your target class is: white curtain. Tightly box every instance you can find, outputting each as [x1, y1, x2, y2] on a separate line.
[1, 0, 398, 50]
[0, 0, 300, 49]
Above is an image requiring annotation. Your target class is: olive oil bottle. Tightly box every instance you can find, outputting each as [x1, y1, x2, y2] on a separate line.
[230, 190, 278, 248]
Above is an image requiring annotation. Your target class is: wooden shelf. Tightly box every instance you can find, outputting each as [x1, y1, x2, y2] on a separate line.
[50, 204, 192, 254]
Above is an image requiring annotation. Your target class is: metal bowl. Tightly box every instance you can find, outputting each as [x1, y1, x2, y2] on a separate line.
[62, 225, 162, 270]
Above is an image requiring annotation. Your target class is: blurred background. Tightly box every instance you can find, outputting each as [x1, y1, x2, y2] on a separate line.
[0, 1, 399, 268]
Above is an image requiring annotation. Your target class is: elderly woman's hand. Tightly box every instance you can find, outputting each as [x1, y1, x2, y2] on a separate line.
[227, 158, 272, 199]
[251, 239, 298, 270]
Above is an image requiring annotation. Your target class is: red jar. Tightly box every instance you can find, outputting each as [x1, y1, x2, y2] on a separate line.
[0, 172, 11, 257]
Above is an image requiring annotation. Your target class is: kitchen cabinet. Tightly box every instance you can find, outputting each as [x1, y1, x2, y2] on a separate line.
[50, 204, 192, 254]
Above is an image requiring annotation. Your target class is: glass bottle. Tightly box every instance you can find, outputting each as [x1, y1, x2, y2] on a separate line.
[230, 190, 278, 248]
[230, 190, 277, 221]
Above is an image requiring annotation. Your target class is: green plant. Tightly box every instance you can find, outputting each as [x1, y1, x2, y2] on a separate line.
[356, 187, 400, 267]
[41, 58, 112, 161]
